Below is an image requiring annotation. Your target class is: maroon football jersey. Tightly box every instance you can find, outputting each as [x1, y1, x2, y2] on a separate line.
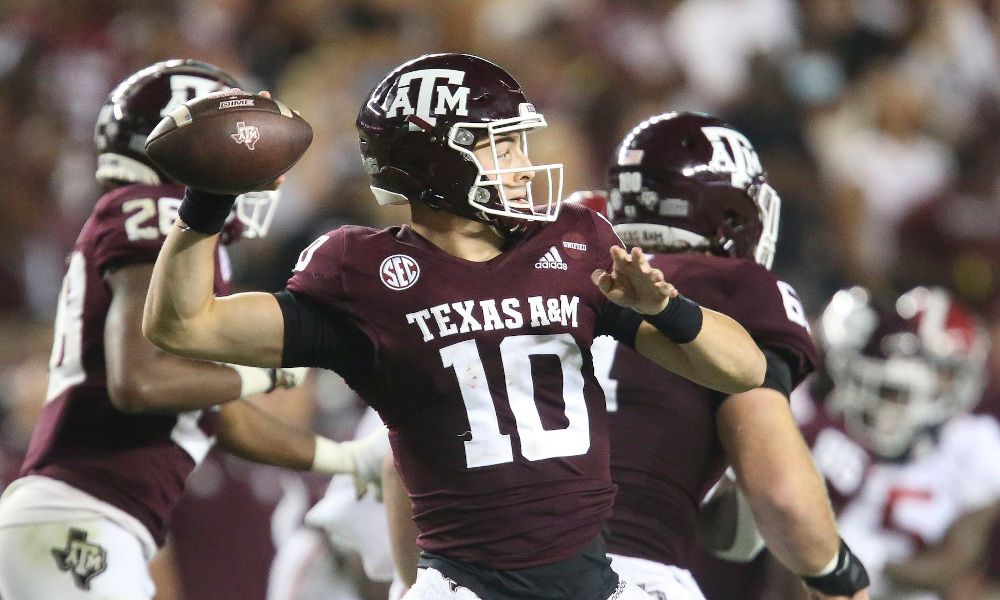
[286, 203, 627, 569]
[19, 183, 231, 546]
[796, 401, 873, 514]
[603, 253, 817, 568]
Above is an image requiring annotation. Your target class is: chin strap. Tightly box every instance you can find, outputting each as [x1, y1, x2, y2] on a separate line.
[418, 188, 447, 210]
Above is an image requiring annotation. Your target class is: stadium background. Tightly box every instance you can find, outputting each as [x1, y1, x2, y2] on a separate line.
[1, 0, 1000, 598]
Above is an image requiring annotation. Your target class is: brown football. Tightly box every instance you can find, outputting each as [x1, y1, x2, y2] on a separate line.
[145, 91, 313, 194]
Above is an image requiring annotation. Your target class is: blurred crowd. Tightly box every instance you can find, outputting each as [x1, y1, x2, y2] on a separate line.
[3, 0, 1000, 598]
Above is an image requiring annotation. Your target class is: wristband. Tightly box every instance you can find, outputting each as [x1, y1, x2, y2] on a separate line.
[178, 187, 237, 235]
[644, 294, 703, 343]
[228, 364, 277, 398]
[311, 436, 354, 474]
[802, 538, 870, 596]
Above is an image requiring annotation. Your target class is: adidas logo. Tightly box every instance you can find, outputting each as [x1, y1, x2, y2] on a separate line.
[535, 246, 569, 270]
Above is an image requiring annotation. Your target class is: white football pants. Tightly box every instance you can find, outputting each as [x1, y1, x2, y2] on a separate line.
[401, 566, 655, 600]
[0, 518, 155, 600]
[608, 554, 707, 600]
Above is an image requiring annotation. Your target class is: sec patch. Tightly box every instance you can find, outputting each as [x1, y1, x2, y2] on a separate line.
[381, 254, 420, 290]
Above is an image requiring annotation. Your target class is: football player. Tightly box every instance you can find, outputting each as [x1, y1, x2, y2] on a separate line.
[803, 286, 999, 600]
[142, 53, 766, 600]
[570, 112, 869, 600]
[267, 406, 399, 600]
[0, 60, 384, 600]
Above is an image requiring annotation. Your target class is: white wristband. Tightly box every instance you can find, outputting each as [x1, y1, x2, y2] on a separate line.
[311, 436, 355, 475]
[228, 364, 274, 398]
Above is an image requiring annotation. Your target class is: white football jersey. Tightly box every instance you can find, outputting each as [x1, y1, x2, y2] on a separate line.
[268, 408, 400, 600]
[812, 415, 1000, 600]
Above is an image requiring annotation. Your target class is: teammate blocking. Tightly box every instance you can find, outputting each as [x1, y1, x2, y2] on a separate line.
[570, 112, 870, 600]
[142, 53, 765, 600]
[804, 286, 997, 600]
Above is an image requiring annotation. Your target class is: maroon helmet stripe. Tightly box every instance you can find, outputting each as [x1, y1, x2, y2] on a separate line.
[406, 114, 433, 131]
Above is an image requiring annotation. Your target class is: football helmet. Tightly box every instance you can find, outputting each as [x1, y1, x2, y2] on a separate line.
[895, 286, 990, 414]
[94, 59, 279, 239]
[606, 112, 780, 269]
[356, 53, 564, 235]
[819, 286, 988, 459]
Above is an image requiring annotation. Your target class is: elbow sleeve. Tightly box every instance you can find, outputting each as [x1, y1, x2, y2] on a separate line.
[759, 347, 793, 398]
[274, 290, 376, 385]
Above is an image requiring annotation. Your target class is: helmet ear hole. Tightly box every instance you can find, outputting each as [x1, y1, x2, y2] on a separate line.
[724, 210, 748, 229]
[681, 136, 697, 149]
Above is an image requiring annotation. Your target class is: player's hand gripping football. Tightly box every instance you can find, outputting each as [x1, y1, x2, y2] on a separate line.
[592, 246, 678, 315]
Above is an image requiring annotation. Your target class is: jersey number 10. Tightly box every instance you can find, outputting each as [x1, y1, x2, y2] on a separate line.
[441, 333, 591, 468]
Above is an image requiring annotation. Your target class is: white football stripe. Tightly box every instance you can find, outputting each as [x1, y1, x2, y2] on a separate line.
[274, 99, 294, 118]
[168, 104, 194, 127]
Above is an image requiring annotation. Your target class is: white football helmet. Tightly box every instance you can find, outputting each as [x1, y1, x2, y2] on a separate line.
[819, 287, 989, 459]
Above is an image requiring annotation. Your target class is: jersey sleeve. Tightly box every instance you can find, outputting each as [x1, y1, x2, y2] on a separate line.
[274, 290, 376, 383]
[282, 228, 378, 383]
[585, 205, 626, 273]
[89, 195, 174, 275]
[581, 204, 642, 343]
[594, 303, 643, 348]
[286, 230, 347, 304]
[759, 346, 793, 397]
[723, 261, 818, 387]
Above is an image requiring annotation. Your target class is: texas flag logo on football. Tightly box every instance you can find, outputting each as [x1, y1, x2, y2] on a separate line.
[231, 122, 260, 150]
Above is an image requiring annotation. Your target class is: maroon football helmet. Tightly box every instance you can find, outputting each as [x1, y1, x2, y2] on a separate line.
[819, 286, 989, 459]
[356, 53, 563, 235]
[94, 59, 278, 240]
[606, 112, 780, 269]
[95, 59, 239, 186]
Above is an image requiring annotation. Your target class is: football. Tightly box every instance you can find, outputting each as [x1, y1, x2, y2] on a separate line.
[145, 91, 313, 194]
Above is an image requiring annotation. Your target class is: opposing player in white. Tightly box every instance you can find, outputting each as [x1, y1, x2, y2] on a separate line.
[268, 407, 396, 600]
[809, 286, 999, 599]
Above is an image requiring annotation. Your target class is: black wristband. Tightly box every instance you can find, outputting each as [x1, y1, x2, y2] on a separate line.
[802, 539, 870, 596]
[178, 188, 238, 235]
[644, 294, 703, 343]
